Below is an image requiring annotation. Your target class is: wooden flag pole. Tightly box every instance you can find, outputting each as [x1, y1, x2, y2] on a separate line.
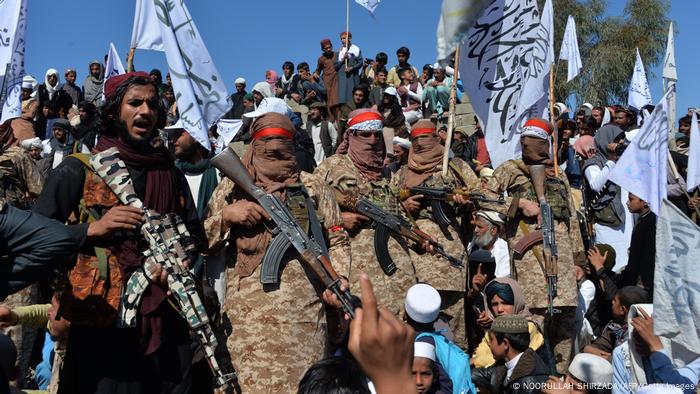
[549, 63, 559, 177]
[668, 152, 700, 217]
[127, 48, 136, 73]
[442, 45, 461, 177]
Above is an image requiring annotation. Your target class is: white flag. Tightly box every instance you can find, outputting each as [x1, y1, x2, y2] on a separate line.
[609, 87, 673, 215]
[459, 0, 550, 167]
[102, 42, 126, 100]
[663, 22, 677, 136]
[435, 0, 492, 61]
[662, 22, 677, 82]
[156, 0, 229, 152]
[0, 0, 28, 124]
[354, 0, 380, 14]
[559, 15, 582, 82]
[687, 112, 700, 191]
[215, 119, 243, 154]
[654, 199, 700, 355]
[130, 0, 164, 51]
[628, 48, 653, 111]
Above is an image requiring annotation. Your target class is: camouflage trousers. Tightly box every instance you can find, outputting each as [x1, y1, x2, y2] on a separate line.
[439, 290, 467, 350]
[347, 228, 417, 315]
[223, 259, 327, 393]
[532, 306, 576, 374]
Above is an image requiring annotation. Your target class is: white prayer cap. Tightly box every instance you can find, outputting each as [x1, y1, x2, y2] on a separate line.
[568, 353, 613, 387]
[405, 283, 441, 324]
[475, 210, 505, 225]
[413, 340, 436, 362]
[383, 86, 399, 100]
[234, 77, 246, 85]
[22, 75, 36, 89]
[637, 384, 683, 394]
[243, 97, 293, 119]
[20, 137, 43, 150]
[392, 136, 411, 150]
[582, 102, 594, 111]
[554, 102, 568, 115]
[431, 62, 443, 70]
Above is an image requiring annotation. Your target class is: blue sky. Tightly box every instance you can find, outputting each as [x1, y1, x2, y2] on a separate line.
[22, 0, 697, 120]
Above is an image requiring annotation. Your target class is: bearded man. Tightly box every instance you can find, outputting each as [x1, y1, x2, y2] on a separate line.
[391, 119, 479, 349]
[313, 108, 416, 314]
[468, 210, 510, 279]
[34, 72, 203, 392]
[482, 118, 584, 373]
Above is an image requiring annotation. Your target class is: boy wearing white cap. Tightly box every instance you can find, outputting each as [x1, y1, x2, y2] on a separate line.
[413, 340, 439, 394]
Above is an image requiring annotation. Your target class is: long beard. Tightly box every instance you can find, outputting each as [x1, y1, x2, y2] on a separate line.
[473, 231, 495, 248]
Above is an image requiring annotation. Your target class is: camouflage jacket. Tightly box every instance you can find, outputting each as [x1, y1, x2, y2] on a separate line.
[0, 145, 43, 210]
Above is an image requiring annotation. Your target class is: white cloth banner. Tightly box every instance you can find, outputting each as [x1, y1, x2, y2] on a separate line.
[155, 0, 229, 152]
[459, 0, 550, 167]
[609, 87, 673, 215]
[687, 113, 700, 191]
[0, 0, 27, 124]
[131, 0, 164, 51]
[102, 42, 125, 100]
[654, 199, 700, 355]
[354, 0, 380, 13]
[435, 0, 492, 61]
[559, 15, 582, 82]
[215, 119, 243, 154]
[628, 48, 653, 111]
[663, 22, 677, 136]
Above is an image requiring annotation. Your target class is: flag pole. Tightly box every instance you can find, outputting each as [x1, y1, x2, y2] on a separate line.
[442, 45, 461, 177]
[549, 63, 559, 177]
[345, 0, 350, 69]
[127, 48, 135, 72]
[668, 152, 700, 217]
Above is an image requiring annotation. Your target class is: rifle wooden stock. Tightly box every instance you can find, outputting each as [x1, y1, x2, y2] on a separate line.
[210, 147, 266, 200]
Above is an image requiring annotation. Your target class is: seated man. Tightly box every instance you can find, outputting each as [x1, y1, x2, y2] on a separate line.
[473, 315, 551, 393]
[422, 65, 452, 117]
[468, 210, 510, 278]
[583, 286, 649, 361]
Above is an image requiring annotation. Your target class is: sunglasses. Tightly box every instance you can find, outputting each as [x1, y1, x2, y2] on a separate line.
[354, 130, 382, 137]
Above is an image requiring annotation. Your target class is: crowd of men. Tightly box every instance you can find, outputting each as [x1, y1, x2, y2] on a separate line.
[0, 29, 699, 394]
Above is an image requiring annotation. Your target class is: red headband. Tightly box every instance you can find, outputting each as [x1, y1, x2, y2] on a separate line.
[523, 118, 552, 135]
[252, 127, 294, 140]
[348, 111, 383, 127]
[410, 128, 435, 139]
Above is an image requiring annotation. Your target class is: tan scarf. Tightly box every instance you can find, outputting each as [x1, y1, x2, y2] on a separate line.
[406, 134, 444, 188]
[234, 138, 299, 279]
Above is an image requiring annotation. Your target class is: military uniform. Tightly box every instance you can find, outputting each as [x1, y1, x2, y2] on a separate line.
[312, 154, 417, 314]
[391, 157, 479, 349]
[484, 159, 585, 373]
[0, 145, 43, 208]
[205, 172, 351, 393]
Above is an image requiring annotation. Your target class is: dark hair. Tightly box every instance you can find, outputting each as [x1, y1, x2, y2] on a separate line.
[398, 67, 413, 77]
[297, 62, 310, 72]
[679, 115, 692, 125]
[98, 75, 166, 137]
[149, 68, 163, 83]
[616, 286, 649, 308]
[581, 115, 598, 131]
[592, 106, 605, 114]
[353, 85, 369, 97]
[298, 357, 370, 394]
[485, 281, 515, 306]
[396, 46, 410, 57]
[282, 61, 295, 70]
[494, 332, 530, 352]
[375, 52, 388, 64]
[376, 67, 388, 76]
[422, 64, 434, 79]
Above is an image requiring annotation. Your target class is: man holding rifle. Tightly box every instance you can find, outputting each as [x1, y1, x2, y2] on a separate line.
[204, 112, 353, 393]
[391, 119, 480, 349]
[480, 118, 585, 374]
[312, 108, 417, 315]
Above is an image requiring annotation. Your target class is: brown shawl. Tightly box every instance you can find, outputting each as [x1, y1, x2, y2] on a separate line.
[405, 134, 444, 188]
[347, 132, 385, 181]
[233, 114, 299, 279]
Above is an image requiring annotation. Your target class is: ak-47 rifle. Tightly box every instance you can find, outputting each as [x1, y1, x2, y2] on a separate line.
[90, 148, 236, 389]
[398, 186, 505, 239]
[529, 165, 559, 317]
[334, 190, 463, 275]
[210, 147, 358, 319]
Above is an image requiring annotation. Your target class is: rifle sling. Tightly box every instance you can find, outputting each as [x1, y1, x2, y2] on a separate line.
[516, 220, 547, 278]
